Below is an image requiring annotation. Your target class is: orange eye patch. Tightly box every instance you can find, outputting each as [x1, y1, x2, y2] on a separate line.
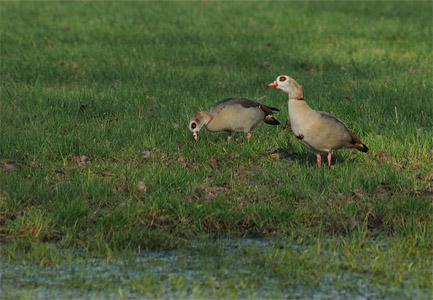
[191, 123, 197, 129]
[279, 76, 287, 82]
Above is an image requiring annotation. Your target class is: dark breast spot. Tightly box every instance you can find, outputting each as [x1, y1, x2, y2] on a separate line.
[295, 134, 304, 140]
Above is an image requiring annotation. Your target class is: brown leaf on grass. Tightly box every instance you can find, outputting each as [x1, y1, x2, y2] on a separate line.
[280, 118, 291, 130]
[409, 189, 433, 196]
[0, 190, 7, 201]
[336, 193, 346, 200]
[234, 163, 247, 182]
[156, 215, 170, 226]
[264, 147, 294, 162]
[300, 62, 317, 73]
[113, 185, 128, 193]
[176, 156, 193, 169]
[237, 164, 247, 173]
[137, 181, 147, 193]
[416, 169, 433, 182]
[265, 147, 281, 154]
[192, 187, 204, 201]
[78, 103, 89, 112]
[2, 161, 15, 172]
[374, 149, 391, 164]
[326, 213, 358, 233]
[236, 196, 249, 208]
[372, 183, 389, 195]
[234, 164, 263, 182]
[91, 209, 103, 219]
[44, 172, 65, 184]
[234, 163, 265, 182]
[228, 152, 240, 158]
[102, 168, 113, 177]
[73, 155, 90, 167]
[150, 149, 168, 160]
[376, 149, 389, 157]
[192, 178, 212, 201]
[268, 153, 280, 161]
[141, 150, 151, 159]
[207, 157, 219, 169]
[351, 188, 368, 199]
[191, 178, 229, 203]
[0, 215, 9, 226]
[250, 165, 263, 174]
[205, 186, 229, 202]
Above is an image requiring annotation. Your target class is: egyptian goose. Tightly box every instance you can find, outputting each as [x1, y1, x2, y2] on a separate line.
[189, 97, 280, 141]
[268, 75, 368, 168]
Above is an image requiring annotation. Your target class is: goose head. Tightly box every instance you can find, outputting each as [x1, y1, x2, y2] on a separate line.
[268, 75, 303, 99]
[189, 112, 212, 141]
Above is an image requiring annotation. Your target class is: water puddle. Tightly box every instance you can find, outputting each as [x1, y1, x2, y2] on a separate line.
[1, 238, 430, 299]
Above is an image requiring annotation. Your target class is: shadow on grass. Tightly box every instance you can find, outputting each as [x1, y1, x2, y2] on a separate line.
[279, 145, 350, 168]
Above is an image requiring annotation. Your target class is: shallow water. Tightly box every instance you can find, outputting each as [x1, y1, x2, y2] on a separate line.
[1, 239, 430, 299]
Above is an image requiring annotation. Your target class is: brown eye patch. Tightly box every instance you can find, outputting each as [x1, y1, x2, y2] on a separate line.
[191, 123, 197, 129]
[279, 76, 287, 82]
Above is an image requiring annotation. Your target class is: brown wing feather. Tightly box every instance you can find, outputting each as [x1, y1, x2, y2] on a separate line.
[259, 105, 274, 115]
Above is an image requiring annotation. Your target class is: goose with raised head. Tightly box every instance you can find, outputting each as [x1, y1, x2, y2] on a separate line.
[268, 75, 368, 168]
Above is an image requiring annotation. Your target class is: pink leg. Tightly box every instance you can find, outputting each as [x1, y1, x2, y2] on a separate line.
[327, 152, 332, 168]
[316, 154, 321, 168]
[246, 132, 251, 141]
[227, 132, 232, 141]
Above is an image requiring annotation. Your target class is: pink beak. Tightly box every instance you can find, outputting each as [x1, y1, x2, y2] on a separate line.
[193, 132, 198, 141]
[267, 80, 278, 87]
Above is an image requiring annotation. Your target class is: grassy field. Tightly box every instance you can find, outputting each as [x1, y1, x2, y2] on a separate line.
[1, 1, 432, 297]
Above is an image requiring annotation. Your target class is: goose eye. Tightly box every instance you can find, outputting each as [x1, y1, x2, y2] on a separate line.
[191, 123, 197, 129]
[279, 76, 286, 82]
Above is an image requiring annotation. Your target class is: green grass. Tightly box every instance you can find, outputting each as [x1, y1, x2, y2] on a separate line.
[1, 1, 432, 297]
[1, 237, 431, 298]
